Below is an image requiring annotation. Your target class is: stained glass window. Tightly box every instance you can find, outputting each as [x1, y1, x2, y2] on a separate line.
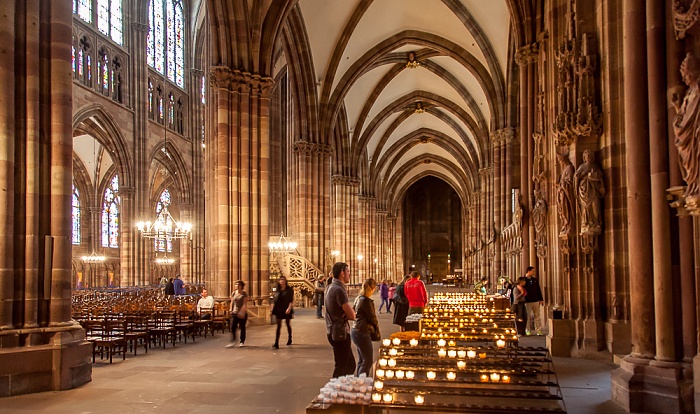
[78, 48, 84, 78]
[72, 182, 81, 245]
[101, 175, 120, 248]
[86, 54, 92, 85]
[201, 75, 205, 104]
[76, 0, 92, 23]
[72, 44, 76, 75]
[168, 93, 175, 128]
[148, 0, 184, 87]
[100, 50, 109, 94]
[154, 189, 173, 252]
[111, 0, 123, 45]
[96, 0, 123, 45]
[148, 80, 154, 117]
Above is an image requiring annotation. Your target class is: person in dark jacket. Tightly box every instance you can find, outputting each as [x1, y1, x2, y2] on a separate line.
[165, 278, 175, 295]
[351, 278, 380, 376]
[271, 276, 294, 348]
[513, 276, 528, 336]
[523, 266, 544, 335]
[392, 275, 411, 330]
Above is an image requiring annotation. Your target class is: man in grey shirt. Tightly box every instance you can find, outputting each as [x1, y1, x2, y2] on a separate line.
[325, 262, 356, 378]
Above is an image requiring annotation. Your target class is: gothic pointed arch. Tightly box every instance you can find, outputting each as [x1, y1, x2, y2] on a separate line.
[72, 103, 133, 188]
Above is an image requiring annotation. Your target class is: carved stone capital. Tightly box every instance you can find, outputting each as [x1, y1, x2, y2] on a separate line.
[208, 67, 274, 97]
[667, 185, 700, 216]
[131, 22, 149, 33]
[376, 209, 388, 217]
[515, 43, 539, 66]
[331, 175, 361, 187]
[293, 141, 333, 157]
[673, 0, 700, 39]
[358, 195, 377, 204]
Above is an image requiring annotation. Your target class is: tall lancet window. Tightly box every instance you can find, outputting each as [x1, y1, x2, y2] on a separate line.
[147, 0, 184, 88]
[101, 175, 120, 248]
[154, 188, 173, 252]
[72, 182, 81, 245]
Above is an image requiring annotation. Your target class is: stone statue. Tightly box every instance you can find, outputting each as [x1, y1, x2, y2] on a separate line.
[671, 53, 700, 202]
[573, 150, 605, 235]
[556, 154, 575, 236]
[532, 188, 548, 257]
[532, 188, 547, 236]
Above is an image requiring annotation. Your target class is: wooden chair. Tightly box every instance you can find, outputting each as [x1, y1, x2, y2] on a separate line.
[174, 310, 196, 343]
[148, 312, 176, 349]
[193, 307, 214, 338]
[91, 319, 127, 363]
[211, 302, 229, 335]
[124, 315, 149, 356]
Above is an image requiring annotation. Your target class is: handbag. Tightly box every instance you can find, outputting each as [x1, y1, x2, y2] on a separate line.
[370, 328, 381, 342]
[330, 319, 347, 341]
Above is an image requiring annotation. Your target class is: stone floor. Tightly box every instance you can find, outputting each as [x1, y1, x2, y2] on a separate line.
[0, 300, 626, 414]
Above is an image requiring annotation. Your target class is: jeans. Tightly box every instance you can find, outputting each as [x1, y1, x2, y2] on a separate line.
[316, 296, 324, 318]
[525, 302, 542, 333]
[327, 333, 355, 378]
[351, 330, 373, 376]
[378, 297, 390, 313]
[231, 314, 247, 343]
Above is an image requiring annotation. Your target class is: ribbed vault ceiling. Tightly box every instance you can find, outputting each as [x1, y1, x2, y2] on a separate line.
[298, 0, 511, 212]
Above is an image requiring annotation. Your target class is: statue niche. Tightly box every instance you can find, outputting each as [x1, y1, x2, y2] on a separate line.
[556, 153, 576, 237]
[671, 53, 700, 205]
[573, 150, 605, 236]
[532, 188, 548, 258]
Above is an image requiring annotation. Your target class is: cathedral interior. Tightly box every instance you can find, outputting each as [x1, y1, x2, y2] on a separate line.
[1, 0, 700, 413]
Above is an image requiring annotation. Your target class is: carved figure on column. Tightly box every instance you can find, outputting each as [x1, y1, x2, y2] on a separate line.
[556, 154, 576, 236]
[573, 150, 605, 235]
[531, 188, 548, 258]
[671, 53, 700, 203]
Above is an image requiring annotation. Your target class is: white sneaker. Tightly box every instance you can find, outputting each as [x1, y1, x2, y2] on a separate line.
[239, 342, 245, 348]
[225, 343, 235, 348]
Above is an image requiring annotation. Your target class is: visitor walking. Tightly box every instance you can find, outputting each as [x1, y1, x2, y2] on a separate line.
[271, 276, 294, 348]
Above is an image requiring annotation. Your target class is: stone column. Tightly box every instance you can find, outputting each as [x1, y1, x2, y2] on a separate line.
[292, 141, 332, 268]
[665, 0, 696, 366]
[611, 0, 657, 410]
[0, 0, 14, 330]
[129, 20, 151, 288]
[516, 45, 537, 272]
[492, 133, 503, 277]
[118, 186, 134, 286]
[647, 0, 675, 363]
[0, 0, 91, 397]
[331, 175, 360, 276]
[207, 67, 272, 307]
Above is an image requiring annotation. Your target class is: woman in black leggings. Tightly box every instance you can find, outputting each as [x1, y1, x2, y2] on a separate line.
[271, 276, 294, 349]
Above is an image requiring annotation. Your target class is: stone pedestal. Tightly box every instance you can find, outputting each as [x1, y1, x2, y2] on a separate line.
[0, 323, 92, 397]
[612, 356, 691, 413]
[605, 321, 632, 356]
[247, 304, 272, 326]
[574, 318, 606, 355]
[547, 319, 573, 357]
[694, 355, 700, 414]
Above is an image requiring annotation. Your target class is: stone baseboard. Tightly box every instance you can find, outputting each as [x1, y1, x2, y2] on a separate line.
[612, 355, 692, 413]
[0, 322, 92, 397]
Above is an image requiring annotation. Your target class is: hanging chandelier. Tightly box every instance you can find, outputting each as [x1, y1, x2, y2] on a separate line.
[154, 254, 175, 265]
[268, 232, 298, 252]
[136, 207, 192, 239]
[82, 251, 106, 263]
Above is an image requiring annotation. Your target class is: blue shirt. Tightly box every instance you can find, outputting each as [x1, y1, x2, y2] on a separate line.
[173, 278, 185, 295]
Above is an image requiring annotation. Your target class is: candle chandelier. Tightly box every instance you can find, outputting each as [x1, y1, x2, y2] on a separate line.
[268, 232, 298, 252]
[136, 207, 192, 240]
[137, 70, 192, 241]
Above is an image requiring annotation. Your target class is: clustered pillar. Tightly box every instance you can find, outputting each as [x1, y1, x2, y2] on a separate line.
[0, 0, 92, 397]
[207, 67, 273, 306]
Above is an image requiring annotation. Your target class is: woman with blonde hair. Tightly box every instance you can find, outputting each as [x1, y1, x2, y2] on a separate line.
[351, 278, 380, 376]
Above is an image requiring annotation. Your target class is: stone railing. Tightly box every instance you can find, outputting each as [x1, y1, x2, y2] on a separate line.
[273, 253, 324, 307]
